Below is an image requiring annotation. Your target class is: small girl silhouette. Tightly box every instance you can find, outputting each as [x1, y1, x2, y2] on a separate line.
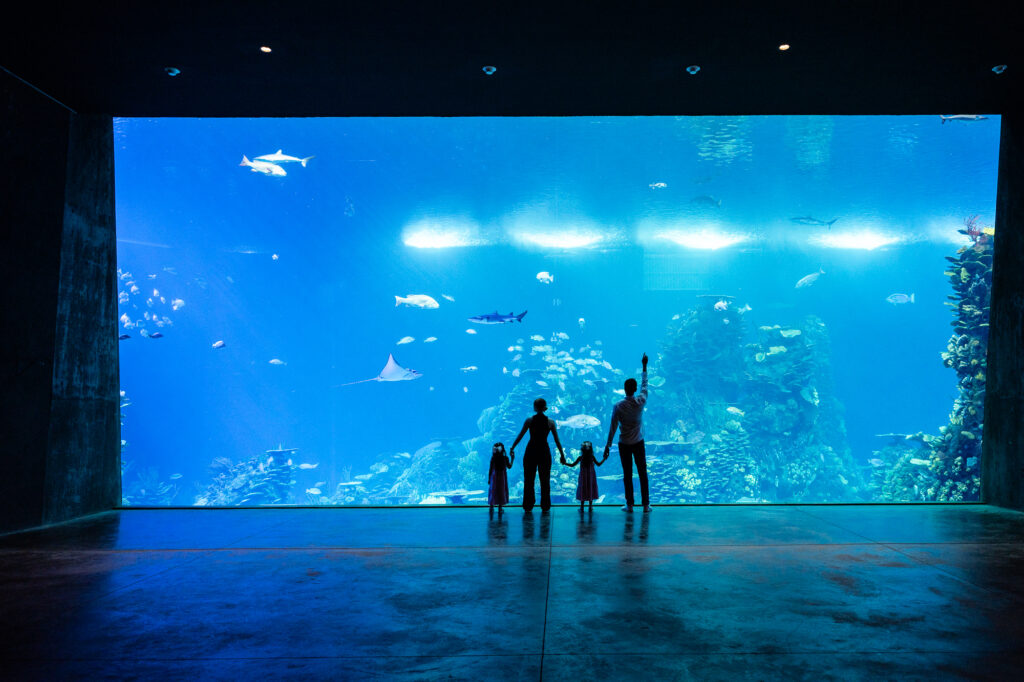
[564, 441, 607, 511]
[487, 442, 513, 513]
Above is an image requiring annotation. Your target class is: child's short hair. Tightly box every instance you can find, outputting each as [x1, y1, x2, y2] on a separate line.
[533, 397, 547, 411]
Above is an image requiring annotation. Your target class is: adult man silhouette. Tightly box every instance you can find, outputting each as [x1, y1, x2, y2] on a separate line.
[604, 353, 652, 512]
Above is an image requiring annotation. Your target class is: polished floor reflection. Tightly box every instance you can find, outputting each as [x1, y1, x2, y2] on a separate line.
[2, 505, 1024, 680]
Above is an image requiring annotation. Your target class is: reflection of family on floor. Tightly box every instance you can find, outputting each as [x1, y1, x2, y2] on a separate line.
[488, 353, 651, 514]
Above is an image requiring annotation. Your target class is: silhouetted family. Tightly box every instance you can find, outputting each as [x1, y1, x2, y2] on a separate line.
[488, 353, 651, 513]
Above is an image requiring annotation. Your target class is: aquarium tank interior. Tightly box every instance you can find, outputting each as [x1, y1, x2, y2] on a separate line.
[114, 115, 999, 506]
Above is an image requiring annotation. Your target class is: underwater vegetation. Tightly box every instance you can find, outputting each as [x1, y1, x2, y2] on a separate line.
[194, 454, 298, 506]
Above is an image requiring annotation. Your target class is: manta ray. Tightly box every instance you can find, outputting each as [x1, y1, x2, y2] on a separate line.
[336, 353, 422, 386]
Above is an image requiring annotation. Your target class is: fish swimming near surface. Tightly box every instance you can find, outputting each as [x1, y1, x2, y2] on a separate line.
[790, 216, 837, 229]
[149, 332, 164, 339]
[536, 380, 549, 387]
[171, 298, 185, 311]
[468, 310, 528, 324]
[536, 272, 554, 284]
[298, 463, 319, 470]
[395, 294, 440, 309]
[240, 155, 287, 176]
[530, 334, 545, 342]
[460, 366, 478, 372]
[940, 114, 988, 124]
[397, 336, 415, 345]
[442, 294, 455, 302]
[465, 329, 477, 335]
[557, 414, 601, 430]
[649, 182, 668, 189]
[714, 300, 729, 311]
[336, 353, 422, 386]
[169, 473, 182, 480]
[692, 194, 722, 207]
[795, 268, 825, 288]
[726, 406, 745, 416]
[269, 358, 286, 365]
[118, 334, 131, 340]
[212, 340, 226, 349]
[254, 149, 315, 166]
[424, 336, 438, 343]
[886, 293, 915, 305]
[305, 488, 322, 496]
[867, 458, 885, 467]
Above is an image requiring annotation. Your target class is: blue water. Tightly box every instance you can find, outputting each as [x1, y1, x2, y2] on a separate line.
[114, 115, 999, 504]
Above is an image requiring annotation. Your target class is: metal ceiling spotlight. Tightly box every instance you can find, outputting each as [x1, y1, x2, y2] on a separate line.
[260, 46, 272, 53]
[482, 65, 497, 75]
[992, 64, 1007, 74]
[686, 65, 700, 75]
[778, 44, 791, 51]
[164, 67, 181, 77]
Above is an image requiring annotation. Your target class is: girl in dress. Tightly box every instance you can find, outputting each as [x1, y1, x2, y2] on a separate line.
[487, 442, 513, 513]
[565, 441, 607, 511]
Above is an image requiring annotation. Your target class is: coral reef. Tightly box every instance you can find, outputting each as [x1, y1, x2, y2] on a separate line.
[194, 453, 298, 506]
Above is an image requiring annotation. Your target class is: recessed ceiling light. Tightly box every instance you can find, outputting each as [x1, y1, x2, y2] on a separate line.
[482, 65, 497, 75]
[260, 46, 272, 53]
[164, 67, 180, 77]
[686, 65, 700, 75]
[992, 64, 1007, 74]
[778, 44, 791, 51]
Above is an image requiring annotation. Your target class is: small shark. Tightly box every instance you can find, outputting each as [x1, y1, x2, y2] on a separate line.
[254, 149, 315, 167]
[468, 310, 528, 325]
[940, 115, 988, 124]
[240, 155, 286, 176]
[336, 354, 422, 386]
[791, 216, 837, 228]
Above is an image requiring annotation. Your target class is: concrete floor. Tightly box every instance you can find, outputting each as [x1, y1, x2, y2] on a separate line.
[2, 505, 1024, 680]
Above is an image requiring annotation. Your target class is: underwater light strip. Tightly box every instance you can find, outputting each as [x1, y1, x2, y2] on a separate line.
[514, 232, 604, 249]
[655, 229, 748, 250]
[403, 228, 486, 248]
[810, 231, 901, 250]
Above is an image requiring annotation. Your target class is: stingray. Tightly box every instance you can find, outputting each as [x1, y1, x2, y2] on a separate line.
[336, 353, 422, 386]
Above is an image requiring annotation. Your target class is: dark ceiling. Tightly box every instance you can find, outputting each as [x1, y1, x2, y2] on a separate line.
[3, 0, 1020, 116]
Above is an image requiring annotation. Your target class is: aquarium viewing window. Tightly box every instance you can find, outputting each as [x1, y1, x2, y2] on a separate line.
[114, 115, 999, 507]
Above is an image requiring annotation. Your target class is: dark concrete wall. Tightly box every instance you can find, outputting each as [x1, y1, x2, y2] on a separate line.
[0, 71, 119, 533]
[983, 114, 1024, 510]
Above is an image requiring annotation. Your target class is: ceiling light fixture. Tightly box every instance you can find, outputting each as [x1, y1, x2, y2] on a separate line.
[482, 65, 497, 75]
[778, 43, 791, 51]
[686, 65, 700, 75]
[164, 67, 180, 77]
[260, 46, 272, 53]
[992, 64, 1007, 74]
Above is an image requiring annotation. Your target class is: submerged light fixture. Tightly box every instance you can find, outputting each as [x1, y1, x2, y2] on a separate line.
[403, 220, 485, 249]
[515, 231, 604, 249]
[811, 231, 900, 251]
[656, 229, 747, 250]
[992, 64, 1007, 74]
[482, 65, 497, 75]
[686, 65, 700, 75]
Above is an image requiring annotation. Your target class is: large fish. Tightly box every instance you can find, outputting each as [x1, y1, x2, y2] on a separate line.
[395, 294, 439, 309]
[239, 155, 286, 176]
[795, 268, 825, 289]
[790, 216, 837, 228]
[940, 115, 987, 124]
[468, 310, 527, 324]
[557, 414, 601, 430]
[336, 353, 422, 386]
[254, 149, 315, 166]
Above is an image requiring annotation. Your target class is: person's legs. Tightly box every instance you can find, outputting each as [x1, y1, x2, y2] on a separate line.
[539, 454, 552, 511]
[619, 443, 635, 509]
[635, 440, 651, 509]
[523, 454, 537, 511]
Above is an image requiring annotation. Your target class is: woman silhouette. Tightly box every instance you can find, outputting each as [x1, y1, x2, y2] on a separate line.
[511, 397, 566, 513]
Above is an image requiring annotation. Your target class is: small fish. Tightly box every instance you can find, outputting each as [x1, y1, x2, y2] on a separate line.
[552, 298, 562, 306]
[269, 358, 286, 365]
[536, 380, 549, 387]
[163, 267, 177, 275]
[397, 336, 415, 345]
[553, 332, 569, 341]
[147, 274, 157, 280]
[468, 310, 528, 324]
[465, 329, 477, 335]
[152, 288, 160, 297]
[118, 291, 129, 303]
[442, 294, 455, 302]
[130, 284, 140, 294]
[692, 194, 722, 207]
[726, 406, 745, 416]
[909, 458, 930, 466]
[212, 340, 226, 349]
[867, 458, 884, 467]
[530, 334, 545, 342]
[298, 463, 319, 470]
[578, 317, 586, 331]
[886, 293, 915, 305]
[120, 313, 131, 326]
[649, 376, 666, 388]
[463, 386, 469, 393]
[460, 365, 478, 372]
[795, 268, 825, 289]
[649, 182, 668, 189]
[940, 114, 987, 124]
[671, 314, 680, 320]
[738, 303, 752, 313]
[254, 149, 315, 166]
[424, 336, 438, 343]
[272, 254, 279, 261]
[613, 388, 626, 396]
[305, 487, 323, 496]
[714, 300, 729, 311]
[395, 294, 440, 309]
[536, 271, 554, 284]
[169, 473, 182, 480]
[149, 332, 164, 339]
[171, 298, 185, 311]
[118, 334, 131, 340]
[790, 216, 837, 228]
[512, 368, 521, 377]
[240, 155, 287, 176]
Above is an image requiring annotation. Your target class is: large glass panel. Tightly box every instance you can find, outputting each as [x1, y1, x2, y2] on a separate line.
[115, 116, 998, 506]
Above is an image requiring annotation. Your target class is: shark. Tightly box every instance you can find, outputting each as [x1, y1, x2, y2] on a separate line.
[240, 155, 286, 176]
[254, 149, 316, 167]
[790, 216, 837, 228]
[468, 310, 528, 325]
[336, 353, 422, 386]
